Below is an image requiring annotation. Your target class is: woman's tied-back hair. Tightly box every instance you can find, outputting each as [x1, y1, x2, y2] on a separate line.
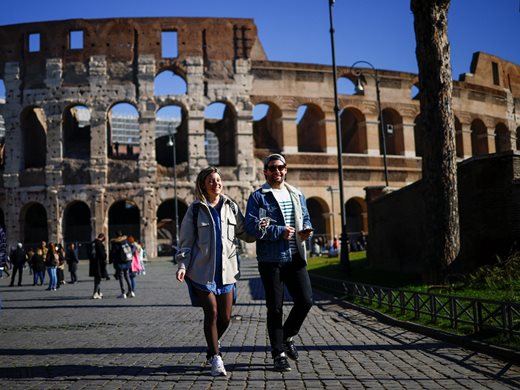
[195, 167, 220, 202]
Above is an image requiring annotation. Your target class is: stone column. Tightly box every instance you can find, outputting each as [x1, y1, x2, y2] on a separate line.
[324, 113, 337, 155]
[89, 56, 109, 185]
[365, 118, 381, 156]
[92, 188, 106, 240]
[185, 57, 206, 175]
[402, 120, 416, 157]
[460, 122, 473, 158]
[141, 187, 157, 258]
[281, 111, 298, 154]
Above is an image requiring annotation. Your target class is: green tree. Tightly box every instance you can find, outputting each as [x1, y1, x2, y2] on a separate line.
[411, 0, 460, 283]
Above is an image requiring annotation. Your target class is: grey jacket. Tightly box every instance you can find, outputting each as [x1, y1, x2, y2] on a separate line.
[176, 195, 255, 285]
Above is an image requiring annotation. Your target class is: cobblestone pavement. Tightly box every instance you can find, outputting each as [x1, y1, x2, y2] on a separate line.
[1, 259, 519, 389]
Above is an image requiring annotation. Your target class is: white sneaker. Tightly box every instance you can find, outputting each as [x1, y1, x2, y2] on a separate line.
[129, 291, 136, 298]
[98, 292, 103, 298]
[92, 292, 100, 299]
[210, 355, 227, 377]
[119, 293, 127, 299]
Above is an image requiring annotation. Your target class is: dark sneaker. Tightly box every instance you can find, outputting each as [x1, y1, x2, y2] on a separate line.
[273, 353, 291, 372]
[283, 339, 299, 361]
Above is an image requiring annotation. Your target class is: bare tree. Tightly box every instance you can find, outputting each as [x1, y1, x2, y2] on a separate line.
[411, 0, 460, 283]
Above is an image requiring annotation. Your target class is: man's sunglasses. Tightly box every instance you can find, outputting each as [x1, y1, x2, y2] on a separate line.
[267, 165, 286, 172]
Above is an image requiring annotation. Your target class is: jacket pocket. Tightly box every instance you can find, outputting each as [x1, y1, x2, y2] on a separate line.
[197, 222, 210, 246]
[226, 217, 237, 242]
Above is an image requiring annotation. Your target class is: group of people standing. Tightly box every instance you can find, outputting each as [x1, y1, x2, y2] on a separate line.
[175, 153, 314, 376]
[88, 232, 146, 299]
[1, 239, 80, 291]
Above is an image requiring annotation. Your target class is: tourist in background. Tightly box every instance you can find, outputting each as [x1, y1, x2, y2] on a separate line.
[45, 243, 59, 291]
[31, 248, 45, 286]
[110, 231, 134, 299]
[9, 242, 27, 287]
[89, 233, 107, 299]
[66, 242, 79, 284]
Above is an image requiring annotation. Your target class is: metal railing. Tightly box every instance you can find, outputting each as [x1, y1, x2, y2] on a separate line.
[340, 280, 520, 339]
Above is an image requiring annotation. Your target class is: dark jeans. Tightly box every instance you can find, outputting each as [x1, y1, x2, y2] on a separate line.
[94, 275, 101, 294]
[10, 265, 24, 286]
[258, 254, 313, 358]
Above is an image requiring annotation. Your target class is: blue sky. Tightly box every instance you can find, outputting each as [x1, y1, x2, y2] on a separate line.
[1, 0, 518, 79]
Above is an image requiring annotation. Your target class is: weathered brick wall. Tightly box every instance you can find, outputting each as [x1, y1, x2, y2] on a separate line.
[368, 151, 520, 276]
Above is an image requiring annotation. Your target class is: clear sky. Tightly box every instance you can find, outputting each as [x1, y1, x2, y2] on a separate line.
[0, 0, 519, 79]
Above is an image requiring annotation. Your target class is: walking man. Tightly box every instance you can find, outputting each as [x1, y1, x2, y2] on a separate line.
[245, 154, 314, 372]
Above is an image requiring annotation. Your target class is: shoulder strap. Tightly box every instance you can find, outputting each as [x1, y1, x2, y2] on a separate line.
[229, 201, 237, 216]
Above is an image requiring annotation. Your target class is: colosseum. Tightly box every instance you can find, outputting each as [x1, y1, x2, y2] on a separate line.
[0, 17, 518, 257]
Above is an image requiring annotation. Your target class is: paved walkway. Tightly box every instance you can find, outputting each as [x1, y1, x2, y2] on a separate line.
[1, 259, 519, 389]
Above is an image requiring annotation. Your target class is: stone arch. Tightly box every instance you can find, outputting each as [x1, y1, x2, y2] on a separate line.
[455, 116, 464, 158]
[155, 104, 188, 167]
[63, 104, 91, 159]
[108, 199, 140, 241]
[252, 102, 283, 152]
[345, 197, 367, 234]
[306, 197, 330, 241]
[156, 198, 188, 256]
[340, 107, 367, 154]
[413, 114, 423, 157]
[495, 123, 511, 153]
[107, 102, 140, 160]
[204, 101, 237, 166]
[296, 103, 326, 153]
[21, 202, 48, 248]
[154, 69, 187, 96]
[471, 118, 488, 156]
[20, 106, 47, 169]
[63, 200, 92, 245]
[382, 108, 404, 156]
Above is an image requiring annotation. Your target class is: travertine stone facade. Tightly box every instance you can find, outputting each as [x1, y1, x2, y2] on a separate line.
[0, 17, 518, 257]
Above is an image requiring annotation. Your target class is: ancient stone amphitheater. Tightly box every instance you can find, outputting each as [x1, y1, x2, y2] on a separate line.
[0, 17, 518, 257]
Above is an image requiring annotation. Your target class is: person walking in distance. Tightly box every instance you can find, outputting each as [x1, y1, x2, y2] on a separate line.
[110, 231, 133, 299]
[66, 242, 79, 284]
[0, 226, 9, 279]
[45, 243, 59, 291]
[245, 154, 314, 372]
[175, 167, 257, 377]
[89, 233, 107, 299]
[9, 242, 27, 287]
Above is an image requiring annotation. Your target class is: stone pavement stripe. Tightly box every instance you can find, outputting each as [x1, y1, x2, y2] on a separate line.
[0, 259, 519, 389]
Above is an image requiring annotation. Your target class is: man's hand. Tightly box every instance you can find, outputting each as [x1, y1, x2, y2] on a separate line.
[282, 226, 295, 240]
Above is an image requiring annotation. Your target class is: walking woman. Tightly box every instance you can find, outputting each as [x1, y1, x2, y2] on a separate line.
[175, 167, 257, 377]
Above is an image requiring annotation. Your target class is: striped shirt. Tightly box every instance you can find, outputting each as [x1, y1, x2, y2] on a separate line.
[271, 188, 297, 255]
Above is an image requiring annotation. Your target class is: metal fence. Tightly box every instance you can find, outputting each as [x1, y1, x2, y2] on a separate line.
[341, 281, 520, 339]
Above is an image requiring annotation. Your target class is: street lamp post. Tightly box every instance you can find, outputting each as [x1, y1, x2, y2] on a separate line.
[350, 60, 389, 187]
[167, 129, 180, 250]
[328, 0, 350, 273]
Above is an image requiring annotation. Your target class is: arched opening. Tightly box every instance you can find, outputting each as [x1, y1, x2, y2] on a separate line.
[517, 127, 520, 150]
[108, 200, 140, 241]
[306, 197, 329, 242]
[471, 119, 488, 156]
[381, 108, 404, 156]
[411, 83, 420, 100]
[154, 70, 187, 96]
[156, 199, 188, 256]
[0, 207, 5, 229]
[155, 105, 188, 168]
[455, 116, 464, 158]
[21, 106, 47, 169]
[345, 197, 367, 251]
[23, 203, 48, 248]
[63, 201, 92, 259]
[338, 76, 357, 95]
[252, 102, 283, 152]
[495, 123, 510, 153]
[296, 104, 326, 153]
[108, 103, 140, 160]
[413, 115, 423, 157]
[0, 79, 5, 100]
[340, 107, 367, 154]
[204, 102, 237, 166]
[63, 104, 91, 159]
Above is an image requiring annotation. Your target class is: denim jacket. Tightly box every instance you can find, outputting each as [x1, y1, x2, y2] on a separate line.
[245, 182, 313, 263]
